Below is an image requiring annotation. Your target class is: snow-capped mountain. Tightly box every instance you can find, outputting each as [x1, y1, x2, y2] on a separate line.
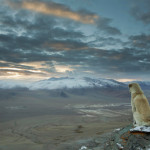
[1, 77, 150, 90]
[28, 77, 126, 90]
[0, 77, 126, 90]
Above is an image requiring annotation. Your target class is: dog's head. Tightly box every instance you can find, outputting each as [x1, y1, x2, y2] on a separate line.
[128, 83, 143, 94]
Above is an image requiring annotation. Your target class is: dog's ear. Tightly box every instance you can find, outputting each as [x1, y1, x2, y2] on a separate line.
[129, 84, 132, 88]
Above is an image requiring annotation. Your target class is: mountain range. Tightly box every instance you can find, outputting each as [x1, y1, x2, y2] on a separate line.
[0, 77, 150, 90]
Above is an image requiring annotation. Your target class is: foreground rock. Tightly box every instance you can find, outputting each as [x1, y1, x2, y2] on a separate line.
[56, 125, 150, 150]
[56, 132, 111, 150]
[105, 125, 150, 150]
[130, 126, 150, 133]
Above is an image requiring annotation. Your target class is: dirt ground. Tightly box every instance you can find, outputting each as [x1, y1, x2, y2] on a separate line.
[0, 89, 132, 150]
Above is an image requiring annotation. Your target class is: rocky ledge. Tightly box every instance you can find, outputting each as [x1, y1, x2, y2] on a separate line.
[57, 125, 150, 150]
[105, 125, 150, 150]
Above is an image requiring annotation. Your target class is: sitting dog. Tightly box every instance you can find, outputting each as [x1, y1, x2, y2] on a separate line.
[129, 83, 150, 126]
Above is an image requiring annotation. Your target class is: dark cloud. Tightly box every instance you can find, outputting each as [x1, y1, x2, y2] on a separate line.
[129, 34, 150, 49]
[88, 36, 123, 48]
[52, 47, 150, 74]
[130, 6, 150, 25]
[96, 18, 121, 35]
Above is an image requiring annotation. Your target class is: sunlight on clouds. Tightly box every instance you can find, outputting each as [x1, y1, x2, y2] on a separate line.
[83, 70, 94, 73]
[0, 66, 49, 80]
[0, 67, 22, 71]
[7, 72, 21, 77]
[0, 70, 50, 81]
[0, 67, 42, 73]
[7, 1, 98, 24]
[0, 61, 75, 80]
[28, 70, 42, 73]
[116, 79, 138, 82]
[20, 61, 47, 69]
[0, 74, 47, 81]
[55, 65, 74, 73]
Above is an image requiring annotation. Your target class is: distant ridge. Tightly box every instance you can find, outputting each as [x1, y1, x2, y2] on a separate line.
[0, 77, 150, 90]
[28, 76, 126, 90]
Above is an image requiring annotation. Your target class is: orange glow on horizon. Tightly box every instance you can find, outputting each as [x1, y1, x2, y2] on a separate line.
[116, 78, 138, 82]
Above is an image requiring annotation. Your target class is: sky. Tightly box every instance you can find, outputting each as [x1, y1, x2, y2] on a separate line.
[0, 0, 150, 82]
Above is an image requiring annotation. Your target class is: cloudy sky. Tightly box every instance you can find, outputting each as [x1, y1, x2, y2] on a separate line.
[0, 0, 150, 82]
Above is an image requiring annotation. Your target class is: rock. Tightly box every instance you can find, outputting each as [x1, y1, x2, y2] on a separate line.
[104, 124, 150, 150]
[56, 132, 111, 150]
[130, 126, 150, 133]
[56, 125, 150, 150]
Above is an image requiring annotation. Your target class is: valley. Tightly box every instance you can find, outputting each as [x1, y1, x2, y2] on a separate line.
[0, 87, 132, 150]
[0, 77, 150, 150]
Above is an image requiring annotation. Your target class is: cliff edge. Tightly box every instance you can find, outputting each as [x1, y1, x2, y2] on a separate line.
[105, 125, 150, 150]
[57, 125, 150, 150]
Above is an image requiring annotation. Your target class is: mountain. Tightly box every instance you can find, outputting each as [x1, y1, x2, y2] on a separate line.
[28, 77, 126, 90]
[1, 77, 150, 90]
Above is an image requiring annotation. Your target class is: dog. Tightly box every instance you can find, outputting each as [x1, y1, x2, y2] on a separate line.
[129, 83, 150, 126]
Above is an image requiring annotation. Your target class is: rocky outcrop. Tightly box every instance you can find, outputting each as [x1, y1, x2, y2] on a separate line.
[105, 125, 150, 150]
[56, 125, 150, 150]
[56, 132, 111, 150]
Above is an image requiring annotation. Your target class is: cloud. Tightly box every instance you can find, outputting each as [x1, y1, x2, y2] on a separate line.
[1, 0, 149, 80]
[89, 36, 123, 49]
[7, 0, 98, 24]
[96, 18, 121, 35]
[1, 17, 149, 79]
[0, 60, 57, 80]
[129, 34, 150, 49]
[0, 68, 46, 80]
[130, 6, 150, 25]
[60, 47, 150, 79]
[6, 0, 121, 35]
[44, 40, 89, 51]
[1, 33, 150, 80]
